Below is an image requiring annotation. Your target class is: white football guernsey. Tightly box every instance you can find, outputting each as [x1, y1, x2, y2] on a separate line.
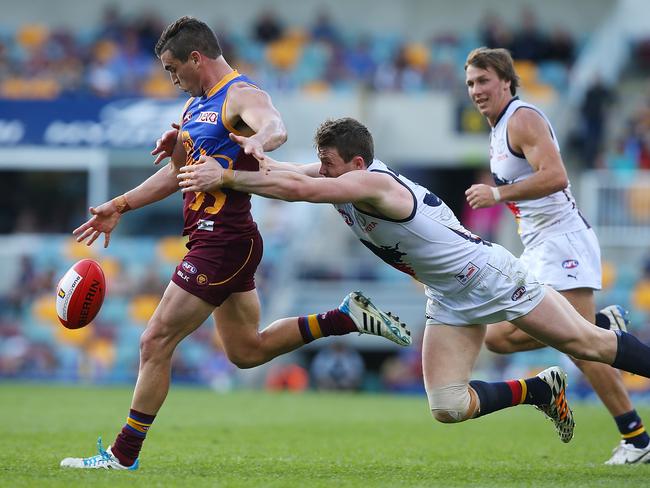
[489, 98, 590, 247]
[333, 160, 545, 325]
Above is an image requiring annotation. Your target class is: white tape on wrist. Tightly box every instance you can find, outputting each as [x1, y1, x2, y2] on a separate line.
[491, 186, 501, 202]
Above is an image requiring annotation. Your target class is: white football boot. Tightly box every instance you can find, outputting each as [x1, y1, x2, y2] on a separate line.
[605, 440, 650, 465]
[599, 305, 629, 332]
[339, 291, 412, 346]
[535, 366, 575, 443]
[60, 437, 139, 470]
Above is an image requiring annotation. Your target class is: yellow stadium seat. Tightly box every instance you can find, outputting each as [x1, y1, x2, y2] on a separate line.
[628, 183, 650, 223]
[404, 42, 430, 70]
[601, 260, 617, 289]
[157, 236, 188, 263]
[16, 24, 49, 49]
[55, 323, 92, 346]
[632, 280, 650, 311]
[32, 294, 59, 325]
[129, 294, 159, 324]
[64, 237, 97, 260]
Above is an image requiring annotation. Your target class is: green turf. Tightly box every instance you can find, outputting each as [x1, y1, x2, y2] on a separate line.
[0, 383, 647, 487]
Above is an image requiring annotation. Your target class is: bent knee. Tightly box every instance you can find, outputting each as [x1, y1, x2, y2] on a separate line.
[225, 348, 263, 369]
[428, 384, 478, 424]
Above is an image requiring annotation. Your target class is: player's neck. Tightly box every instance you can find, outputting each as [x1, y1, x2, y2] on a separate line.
[487, 96, 515, 127]
[200, 56, 235, 96]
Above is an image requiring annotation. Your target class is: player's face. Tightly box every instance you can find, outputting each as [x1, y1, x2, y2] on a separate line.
[465, 65, 512, 126]
[317, 147, 356, 178]
[160, 50, 201, 96]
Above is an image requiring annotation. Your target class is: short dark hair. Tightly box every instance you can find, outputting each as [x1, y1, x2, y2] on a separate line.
[155, 16, 222, 61]
[314, 118, 374, 165]
[465, 47, 519, 96]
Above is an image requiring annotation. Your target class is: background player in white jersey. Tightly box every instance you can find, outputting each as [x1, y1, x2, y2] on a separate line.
[464, 47, 650, 465]
[177, 116, 650, 447]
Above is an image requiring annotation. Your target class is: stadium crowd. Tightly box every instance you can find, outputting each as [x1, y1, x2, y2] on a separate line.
[0, 5, 576, 99]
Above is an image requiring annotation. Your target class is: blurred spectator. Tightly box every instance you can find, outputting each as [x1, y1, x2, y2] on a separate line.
[310, 9, 340, 46]
[546, 27, 575, 65]
[253, 8, 284, 45]
[310, 341, 365, 391]
[344, 37, 376, 86]
[578, 77, 615, 168]
[511, 7, 546, 62]
[479, 11, 513, 51]
[380, 330, 423, 393]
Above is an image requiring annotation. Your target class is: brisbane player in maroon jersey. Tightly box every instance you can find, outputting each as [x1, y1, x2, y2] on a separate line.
[61, 17, 410, 471]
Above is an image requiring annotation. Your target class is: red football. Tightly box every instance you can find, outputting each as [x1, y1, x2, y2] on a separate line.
[55, 259, 106, 329]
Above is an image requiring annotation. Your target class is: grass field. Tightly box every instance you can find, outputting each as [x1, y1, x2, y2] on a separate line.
[1, 383, 647, 487]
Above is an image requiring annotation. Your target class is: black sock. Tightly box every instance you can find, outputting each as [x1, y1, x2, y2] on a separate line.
[611, 331, 650, 378]
[615, 410, 650, 449]
[469, 377, 551, 417]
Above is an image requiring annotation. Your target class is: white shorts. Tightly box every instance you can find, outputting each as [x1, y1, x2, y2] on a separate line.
[425, 244, 545, 326]
[519, 228, 601, 291]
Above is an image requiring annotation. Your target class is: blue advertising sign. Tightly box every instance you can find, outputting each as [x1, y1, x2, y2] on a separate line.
[0, 98, 186, 147]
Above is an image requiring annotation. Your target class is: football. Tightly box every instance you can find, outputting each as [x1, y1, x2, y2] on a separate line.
[55, 259, 106, 329]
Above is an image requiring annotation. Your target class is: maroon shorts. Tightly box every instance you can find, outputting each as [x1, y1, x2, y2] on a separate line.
[171, 233, 263, 307]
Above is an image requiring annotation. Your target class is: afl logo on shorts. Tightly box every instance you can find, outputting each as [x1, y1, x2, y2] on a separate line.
[197, 274, 208, 285]
[562, 259, 579, 269]
[511, 286, 527, 301]
[182, 261, 197, 274]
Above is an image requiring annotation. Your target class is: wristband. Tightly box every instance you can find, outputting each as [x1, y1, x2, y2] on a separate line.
[221, 168, 235, 187]
[491, 186, 501, 202]
[112, 194, 132, 214]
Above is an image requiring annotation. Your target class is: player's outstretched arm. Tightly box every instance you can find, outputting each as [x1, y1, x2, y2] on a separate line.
[75, 158, 183, 247]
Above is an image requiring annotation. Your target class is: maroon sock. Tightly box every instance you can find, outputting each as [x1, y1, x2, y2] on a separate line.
[111, 409, 156, 466]
[297, 310, 357, 344]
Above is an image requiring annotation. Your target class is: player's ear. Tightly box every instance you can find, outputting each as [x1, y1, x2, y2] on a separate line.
[190, 51, 201, 65]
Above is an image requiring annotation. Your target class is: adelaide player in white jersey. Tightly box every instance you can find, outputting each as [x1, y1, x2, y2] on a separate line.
[177, 116, 650, 450]
[464, 47, 650, 464]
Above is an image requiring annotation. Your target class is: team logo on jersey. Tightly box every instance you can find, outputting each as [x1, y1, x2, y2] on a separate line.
[359, 239, 416, 277]
[197, 111, 219, 124]
[455, 262, 480, 285]
[182, 261, 197, 274]
[183, 111, 192, 123]
[197, 274, 208, 285]
[511, 286, 527, 301]
[562, 259, 579, 269]
[338, 209, 353, 226]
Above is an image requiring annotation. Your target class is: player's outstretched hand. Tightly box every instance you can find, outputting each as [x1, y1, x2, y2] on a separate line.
[229, 133, 264, 160]
[151, 122, 180, 165]
[178, 156, 227, 193]
[465, 184, 499, 209]
[72, 201, 122, 248]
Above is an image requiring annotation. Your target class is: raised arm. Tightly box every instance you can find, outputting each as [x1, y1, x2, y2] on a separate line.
[465, 109, 568, 209]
